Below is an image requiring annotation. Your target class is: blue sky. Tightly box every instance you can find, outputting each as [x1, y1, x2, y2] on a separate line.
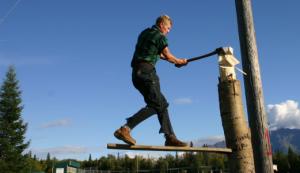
[0, 1, 299, 160]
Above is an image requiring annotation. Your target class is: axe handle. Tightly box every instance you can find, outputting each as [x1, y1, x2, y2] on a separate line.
[187, 50, 218, 62]
[175, 49, 218, 68]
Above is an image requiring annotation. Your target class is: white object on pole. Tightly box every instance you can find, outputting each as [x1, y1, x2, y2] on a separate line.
[218, 47, 241, 82]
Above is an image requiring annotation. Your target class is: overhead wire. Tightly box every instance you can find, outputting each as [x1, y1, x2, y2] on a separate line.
[0, 0, 22, 26]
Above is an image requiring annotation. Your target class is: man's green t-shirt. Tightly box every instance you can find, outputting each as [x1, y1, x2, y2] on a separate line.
[131, 25, 168, 66]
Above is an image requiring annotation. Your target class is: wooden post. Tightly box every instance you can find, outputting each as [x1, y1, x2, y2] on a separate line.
[235, 0, 274, 172]
[218, 48, 255, 173]
[219, 80, 255, 173]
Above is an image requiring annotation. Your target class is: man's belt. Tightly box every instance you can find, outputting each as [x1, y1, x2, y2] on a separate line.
[133, 60, 154, 70]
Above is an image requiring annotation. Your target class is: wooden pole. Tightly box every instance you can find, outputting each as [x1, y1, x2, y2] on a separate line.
[217, 48, 255, 173]
[218, 80, 255, 173]
[235, 0, 274, 172]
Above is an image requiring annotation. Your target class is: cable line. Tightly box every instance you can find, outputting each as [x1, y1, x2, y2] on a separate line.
[0, 0, 22, 26]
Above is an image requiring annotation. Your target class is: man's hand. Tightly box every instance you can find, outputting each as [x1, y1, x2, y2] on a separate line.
[177, 58, 188, 65]
[161, 47, 188, 67]
[175, 58, 188, 68]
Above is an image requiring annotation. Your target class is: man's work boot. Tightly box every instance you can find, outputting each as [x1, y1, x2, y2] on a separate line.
[165, 134, 188, 147]
[114, 126, 136, 145]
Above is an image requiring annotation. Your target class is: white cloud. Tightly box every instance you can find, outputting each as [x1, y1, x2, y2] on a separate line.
[173, 98, 193, 105]
[29, 145, 97, 159]
[40, 118, 71, 129]
[0, 55, 53, 66]
[267, 100, 300, 130]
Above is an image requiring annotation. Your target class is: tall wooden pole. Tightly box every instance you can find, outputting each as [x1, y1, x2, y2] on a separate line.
[219, 80, 255, 173]
[218, 48, 255, 173]
[235, 0, 273, 172]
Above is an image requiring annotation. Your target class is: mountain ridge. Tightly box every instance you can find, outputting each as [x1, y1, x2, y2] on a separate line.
[192, 128, 300, 153]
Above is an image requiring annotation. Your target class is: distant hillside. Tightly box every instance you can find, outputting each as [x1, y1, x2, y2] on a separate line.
[270, 128, 300, 153]
[193, 128, 300, 153]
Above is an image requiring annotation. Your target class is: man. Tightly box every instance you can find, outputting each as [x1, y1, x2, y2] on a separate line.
[114, 15, 188, 147]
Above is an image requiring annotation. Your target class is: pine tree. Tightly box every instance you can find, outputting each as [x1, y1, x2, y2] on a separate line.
[87, 153, 93, 168]
[288, 147, 300, 173]
[45, 152, 52, 173]
[0, 66, 30, 173]
[89, 153, 92, 162]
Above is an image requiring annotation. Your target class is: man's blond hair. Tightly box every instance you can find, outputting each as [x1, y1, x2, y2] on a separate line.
[156, 15, 172, 26]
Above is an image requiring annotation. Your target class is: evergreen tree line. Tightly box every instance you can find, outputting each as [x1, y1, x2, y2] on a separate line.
[273, 147, 300, 173]
[25, 148, 300, 173]
[27, 152, 227, 173]
[81, 152, 227, 172]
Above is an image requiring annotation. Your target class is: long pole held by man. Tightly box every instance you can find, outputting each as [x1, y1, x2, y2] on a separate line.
[235, 0, 274, 172]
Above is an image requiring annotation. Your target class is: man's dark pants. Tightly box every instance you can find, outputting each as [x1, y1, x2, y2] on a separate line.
[126, 63, 175, 136]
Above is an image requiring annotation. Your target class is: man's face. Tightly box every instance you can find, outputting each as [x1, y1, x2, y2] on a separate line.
[159, 22, 172, 35]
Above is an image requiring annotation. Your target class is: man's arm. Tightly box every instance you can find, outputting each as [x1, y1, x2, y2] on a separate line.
[161, 47, 187, 65]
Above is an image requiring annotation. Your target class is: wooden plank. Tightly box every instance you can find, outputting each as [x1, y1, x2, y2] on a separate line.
[107, 143, 232, 154]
